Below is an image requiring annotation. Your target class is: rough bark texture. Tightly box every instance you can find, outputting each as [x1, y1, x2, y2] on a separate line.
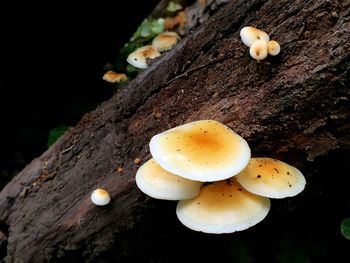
[1, 0, 350, 262]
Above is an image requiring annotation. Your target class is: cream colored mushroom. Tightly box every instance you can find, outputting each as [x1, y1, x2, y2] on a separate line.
[149, 120, 251, 182]
[136, 158, 202, 200]
[152, 31, 180, 52]
[267, 40, 281, 56]
[127, 45, 161, 69]
[176, 179, 270, 233]
[91, 188, 111, 206]
[240, 26, 270, 47]
[235, 158, 306, 198]
[249, 40, 268, 60]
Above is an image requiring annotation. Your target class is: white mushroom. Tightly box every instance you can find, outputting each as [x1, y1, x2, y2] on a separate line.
[235, 158, 306, 198]
[149, 120, 251, 182]
[249, 40, 268, 60]
[136, 158, 202, 200]
[176, 179, 270, 233]
[127, 45, 161, 69]
[267, 40, 281, 56]
[91, 188, 111, 206]
[240, 26, 270, 47]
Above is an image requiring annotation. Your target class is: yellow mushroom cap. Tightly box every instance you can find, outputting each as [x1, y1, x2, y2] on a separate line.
[102, 71, 127, 83]
[176, 179, 270, 234]
[149, 120, 251, 182]
[126, 45, 161, 69]
[240, 26, 270, 47]
[267, 40, 281, 56]
[91, 188, 111, 206]
[249, 40, 268, 60]
[235, 158, 306, 199]
[152, 31, 180, 52]
[136, 158, 202, 200]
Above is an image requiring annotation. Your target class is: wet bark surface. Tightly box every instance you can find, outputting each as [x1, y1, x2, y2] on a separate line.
[0, 0, 349, 262]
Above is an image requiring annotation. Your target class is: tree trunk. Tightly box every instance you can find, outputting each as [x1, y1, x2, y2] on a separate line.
[1, 0, 349, 262]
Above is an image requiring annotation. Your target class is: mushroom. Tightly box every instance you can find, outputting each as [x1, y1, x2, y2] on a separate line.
[126, 45, 161, 69]
[267, 40, 281, 56]
[235, 158, 306, 198]
[136, 158, 202, 200]
[149, 120, 251, 182]
[176, 179, 270, 234]
[152, 31, 180, 52]
[91, 188, 111, 206]
[240, 26, 270, 47]
[102, 70, 127, 83]
[249, 40, 268, 60]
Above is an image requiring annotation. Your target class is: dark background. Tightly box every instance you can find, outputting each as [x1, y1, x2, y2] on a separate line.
[0, 2, 349, 262]
[0, 1, 159, 187]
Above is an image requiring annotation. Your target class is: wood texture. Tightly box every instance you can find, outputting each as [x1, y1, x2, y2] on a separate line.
[0, 0, 349, 262]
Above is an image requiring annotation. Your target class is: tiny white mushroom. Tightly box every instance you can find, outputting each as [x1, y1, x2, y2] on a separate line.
[249, 40, 268, 61]
[267, 40, 281, 56]
[91, 188, 111, 206]
[240, 26, 270, 47]
[127, 45, 161, 69]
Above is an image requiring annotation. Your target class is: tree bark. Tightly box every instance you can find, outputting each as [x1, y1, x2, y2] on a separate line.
[1, 0, 349, 262]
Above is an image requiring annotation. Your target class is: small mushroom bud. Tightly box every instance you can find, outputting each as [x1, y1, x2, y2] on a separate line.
[102, 71, 127, 83]
[127, 45, 161, 69]
[91, 188, 111, 206]
[249, 40, 268, 61]
[267, 40, 281, 56]
[240, 26, 270, 47]
[152, 31, 180, 52]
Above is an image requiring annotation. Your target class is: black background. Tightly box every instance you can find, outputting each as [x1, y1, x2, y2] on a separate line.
[0, 1, 159, 183]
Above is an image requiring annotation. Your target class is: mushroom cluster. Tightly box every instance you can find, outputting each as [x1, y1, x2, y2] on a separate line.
[127, 31, 180, 69]
[136, 120, 306, 234]
[240, 26, 281, 61]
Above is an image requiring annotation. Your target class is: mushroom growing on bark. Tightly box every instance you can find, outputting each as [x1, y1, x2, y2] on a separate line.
[91, 188, 111, 206]
[136, 158, 202, 200]
[149, 120, 251, 182]
[235, 158, 306, 198]
[176, 179, 270, 234]
[152, 31, 180, 52]
[127, 45, 161, 69]
[240, 26, 270, 47]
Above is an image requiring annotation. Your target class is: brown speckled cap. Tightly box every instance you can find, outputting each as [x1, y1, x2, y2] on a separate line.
[235, 158, 306, 199]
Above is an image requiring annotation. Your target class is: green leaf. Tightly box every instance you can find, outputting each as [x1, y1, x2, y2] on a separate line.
[132, 18, 164, 40]
[341, 218, 350, 240]
[167, 1, 182, 12]
[47, 125, 70, 147]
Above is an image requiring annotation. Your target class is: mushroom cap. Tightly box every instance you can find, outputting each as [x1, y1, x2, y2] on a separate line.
[102, 71, 127, 83]
[249, 40, 268, 60]
[152, 31, 180, 52]
[235, 158, 306, 198]
[127, 45, 161, 69]
[91, 188, 111, 206]
[267, 40, 281, 56]
[136, 158, 202, 200]
[176, 179, 270, 234]
[240, 26, 270, 47]
[149, 120, 251, 182]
